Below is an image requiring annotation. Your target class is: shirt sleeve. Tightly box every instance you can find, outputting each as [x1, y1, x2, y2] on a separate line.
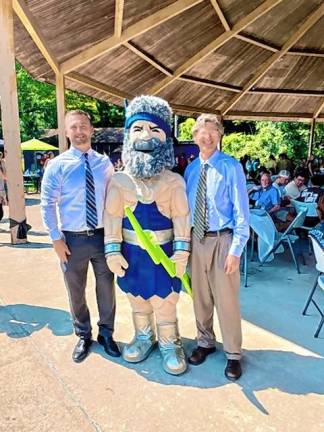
[228, 163, 250, 257]
[40, 160, 62, 241]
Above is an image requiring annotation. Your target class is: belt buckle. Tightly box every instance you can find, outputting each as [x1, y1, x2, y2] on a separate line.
[86, 229, 95, 236]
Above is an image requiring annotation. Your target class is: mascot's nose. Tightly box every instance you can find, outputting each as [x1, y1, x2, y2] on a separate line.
[134, 140, 155, 153]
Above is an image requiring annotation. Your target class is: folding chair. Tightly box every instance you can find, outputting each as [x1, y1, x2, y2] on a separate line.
[291, 200, 318, 254]
[260, 209, 307, 273]
[302, 236, 324, 338]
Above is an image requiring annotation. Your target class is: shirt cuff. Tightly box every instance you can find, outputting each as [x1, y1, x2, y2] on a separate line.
[229, 244, 243, 258]
[49, 229, 63, 241]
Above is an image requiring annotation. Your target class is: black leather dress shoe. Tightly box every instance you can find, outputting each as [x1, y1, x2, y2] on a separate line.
[225, 359, 242, 381]
[72, 338, 92, 363]
[188, 346, 216, 365]
[97, 335, 121, 357]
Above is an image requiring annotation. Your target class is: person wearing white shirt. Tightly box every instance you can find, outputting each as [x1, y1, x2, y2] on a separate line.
[41, 110, 120, 363]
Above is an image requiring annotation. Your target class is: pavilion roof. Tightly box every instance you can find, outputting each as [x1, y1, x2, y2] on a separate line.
[13, 0, 324, 122]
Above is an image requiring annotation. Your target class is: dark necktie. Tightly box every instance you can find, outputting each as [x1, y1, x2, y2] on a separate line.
[84, 153, 98, 230]
[193, 164, 209, 240]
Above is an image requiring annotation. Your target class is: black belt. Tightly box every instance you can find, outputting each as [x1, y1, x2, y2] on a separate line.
[204, 228, 233, 237]
[63, 228, 104, 236]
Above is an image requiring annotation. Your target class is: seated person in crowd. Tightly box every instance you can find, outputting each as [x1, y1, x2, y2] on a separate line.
[248, 173, 280, 214]
[284, 168, 307, 200]
[272, 170, 290, 198]
[297, 174, 324, 204]
[309, 196, 324, 252]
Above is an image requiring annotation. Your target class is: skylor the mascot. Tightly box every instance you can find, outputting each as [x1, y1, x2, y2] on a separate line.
[104, 95, 191, 375]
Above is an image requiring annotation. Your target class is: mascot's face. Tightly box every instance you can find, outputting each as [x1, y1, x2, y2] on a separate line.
[122, 119, 175, 179]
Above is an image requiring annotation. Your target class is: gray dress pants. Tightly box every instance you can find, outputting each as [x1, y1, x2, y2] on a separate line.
[62, 230, 115, 339]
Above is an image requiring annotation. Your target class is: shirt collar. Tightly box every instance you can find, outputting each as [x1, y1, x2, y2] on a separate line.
[199, 149, 221, 167]
[69, 146, 93, 159]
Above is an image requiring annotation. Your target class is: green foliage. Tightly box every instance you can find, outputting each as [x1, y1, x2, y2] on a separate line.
[0, 63, 124, 142]
[178, 118, 195, 141]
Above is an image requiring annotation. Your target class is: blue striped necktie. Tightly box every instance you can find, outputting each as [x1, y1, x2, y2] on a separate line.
[84, 153, 98, 230]
[193, 163, 209, 240]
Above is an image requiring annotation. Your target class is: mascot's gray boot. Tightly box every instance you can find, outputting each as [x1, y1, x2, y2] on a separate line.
[122, 312, 156, 363]
[157, 322, 187, 375]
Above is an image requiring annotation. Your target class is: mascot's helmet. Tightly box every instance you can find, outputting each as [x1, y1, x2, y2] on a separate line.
[124, 95, 173, 138]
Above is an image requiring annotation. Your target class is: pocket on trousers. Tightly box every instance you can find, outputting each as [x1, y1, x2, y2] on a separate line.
[215, 234, 232, 270]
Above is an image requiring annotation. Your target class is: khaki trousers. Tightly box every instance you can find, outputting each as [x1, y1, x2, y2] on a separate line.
[190, 233, 242, 360]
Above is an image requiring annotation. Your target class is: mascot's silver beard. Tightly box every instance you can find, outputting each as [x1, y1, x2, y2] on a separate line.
[122, 135, 175, 179]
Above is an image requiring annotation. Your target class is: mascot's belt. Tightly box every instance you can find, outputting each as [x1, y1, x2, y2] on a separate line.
[122, 228, 173, 246]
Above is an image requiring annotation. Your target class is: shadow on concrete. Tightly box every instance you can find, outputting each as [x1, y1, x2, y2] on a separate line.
[92, 337, 323, 414]
[0, 242, 53, 249]
[0, 304, 73, 338]
[240, 251, 324, 357]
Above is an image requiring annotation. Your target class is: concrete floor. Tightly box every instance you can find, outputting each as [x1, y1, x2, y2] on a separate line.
[0, 196, 323, 432]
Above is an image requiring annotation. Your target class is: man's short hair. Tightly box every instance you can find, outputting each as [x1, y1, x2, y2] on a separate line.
[65, 109, 92, 124]
[294, 167, 308, 179]
[192, 114, 224, 136]
[278, 170, 290, 178]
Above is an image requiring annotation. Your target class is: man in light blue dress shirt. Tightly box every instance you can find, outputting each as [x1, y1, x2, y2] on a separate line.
[41, 110, 120, 363]
[184, 114, 249, 381]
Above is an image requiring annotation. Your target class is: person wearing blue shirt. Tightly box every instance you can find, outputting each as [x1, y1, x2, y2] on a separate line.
[41, 110, 120, 363]
[249, 173, 281, 214]
[184, 114, 249, 381]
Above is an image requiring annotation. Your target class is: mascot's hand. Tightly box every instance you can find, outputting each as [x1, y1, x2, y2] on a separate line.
[106, 253, 129, 277]
[170, 251, 189, 278]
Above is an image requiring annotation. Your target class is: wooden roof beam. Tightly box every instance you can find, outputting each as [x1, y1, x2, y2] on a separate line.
[251, 88, 324, 97]
[12, 0, 60, 74]
[180, 76, 240, 92]
[210, 0, 230, 31]
[287, 50, 324, 58]
[235, 34, 278, 52]
[114, 0, 124, 38]
[61, 0, 204, 74]
[179, 76, 324, 97]
[124, 42, 173, 76]
[148, 0, 284, 95]
[235, 33, 324, 57]
[224, 111, 316, 122]
[222, 3, 324, 115]
[66, 72, 132, 100]
[314, 98, 324, 119]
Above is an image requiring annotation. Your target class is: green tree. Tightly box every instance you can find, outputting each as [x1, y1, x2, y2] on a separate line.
[178, 118, 195, 141]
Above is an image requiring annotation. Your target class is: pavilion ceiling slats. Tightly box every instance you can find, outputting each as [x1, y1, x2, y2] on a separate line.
[232, 93, 319, 114]
[242, 0, 323, 47]
[222, 2, 324, 114]
[13, 0, 59, 74]
[132, 1, 225, 72]
[27, 0, 115, 64]
[122, 0, 176, 31]
[11, 0, 324, 121]
[256, 56, 324, 91]
[75, 45, 166, 96]
[60, 0, 204, 74]
[124, 42, 173, 77]
[186, 38, 274, 87]
[147, 0, 284, 95]
[292, 16, 324, 51]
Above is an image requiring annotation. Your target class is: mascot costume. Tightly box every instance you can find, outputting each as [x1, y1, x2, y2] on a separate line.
[104, 95, 191, 375]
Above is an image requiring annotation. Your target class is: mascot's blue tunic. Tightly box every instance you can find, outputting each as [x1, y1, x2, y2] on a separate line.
[117, 202, 181, 299]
